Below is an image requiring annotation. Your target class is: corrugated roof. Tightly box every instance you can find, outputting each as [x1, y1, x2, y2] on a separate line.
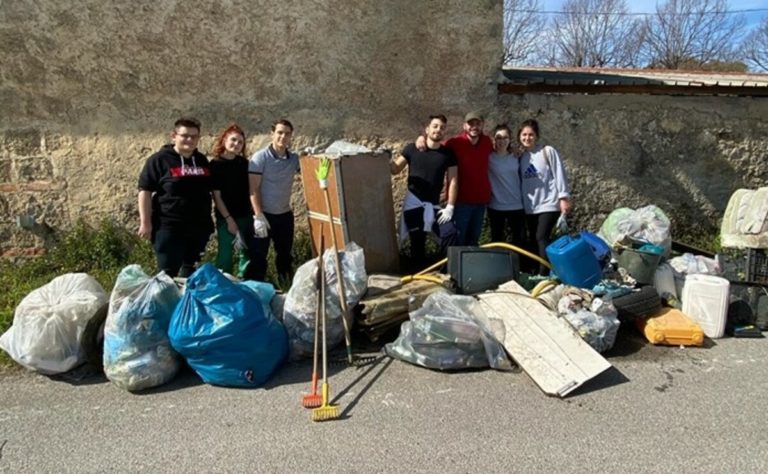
[499, 67, 768, 96]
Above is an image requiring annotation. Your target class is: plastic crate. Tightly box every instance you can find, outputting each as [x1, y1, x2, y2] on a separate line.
[746, 248, 768, 284]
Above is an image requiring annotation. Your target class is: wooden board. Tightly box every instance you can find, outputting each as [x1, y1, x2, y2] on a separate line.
[299, 154, 399, 273]
[476, 280, 611, 397]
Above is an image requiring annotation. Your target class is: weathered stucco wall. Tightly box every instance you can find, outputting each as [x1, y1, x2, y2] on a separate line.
[494, 93, 768, 244]
[1, 1, 765, 257]
[0, 0, 503, 256]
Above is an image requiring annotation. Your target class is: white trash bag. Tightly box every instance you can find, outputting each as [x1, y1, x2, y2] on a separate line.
[0, 273, 108, 374]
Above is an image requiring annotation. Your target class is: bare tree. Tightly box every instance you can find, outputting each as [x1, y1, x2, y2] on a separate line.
[640, 0, 746, 69]
[742, 17, 768, 72]
[502, 0, 546, 65]
[548, 0, 642, 67]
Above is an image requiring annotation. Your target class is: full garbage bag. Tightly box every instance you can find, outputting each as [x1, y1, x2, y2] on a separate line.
[599, 205, 672, 256]
[556, 286, 620, 353]
[385, 293, 513, 371]
[103, 265, 181, 391]
[168, 263, 288, 387]
[0, 273, 108, 374]
[283, 242, 367, 359]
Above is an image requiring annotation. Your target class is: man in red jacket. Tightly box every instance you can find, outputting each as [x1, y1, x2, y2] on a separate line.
[446, 111, 493, 246]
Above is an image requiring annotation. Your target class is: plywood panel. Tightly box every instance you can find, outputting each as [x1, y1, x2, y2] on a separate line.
[300, 154, 400, 273]
[476, 280, 611, 397]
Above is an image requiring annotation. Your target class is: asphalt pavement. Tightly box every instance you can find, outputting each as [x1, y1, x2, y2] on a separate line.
[1, 329, 768, 473]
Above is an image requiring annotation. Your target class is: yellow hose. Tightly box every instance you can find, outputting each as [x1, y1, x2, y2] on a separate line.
[413, 242, 551, 277]
[531, 279, 558, 298]
[400, 274, 445, 285]
[479, 242, 552, 270]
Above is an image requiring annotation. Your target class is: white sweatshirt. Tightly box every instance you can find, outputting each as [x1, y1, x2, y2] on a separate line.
[519, 145, 570, 214]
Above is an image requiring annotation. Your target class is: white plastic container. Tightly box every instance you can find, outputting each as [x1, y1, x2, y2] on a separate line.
[681, 274, 729, 339]
[654, 263, 677, 299]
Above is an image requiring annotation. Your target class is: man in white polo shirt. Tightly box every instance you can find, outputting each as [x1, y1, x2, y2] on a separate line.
[248, 119, 300, 282]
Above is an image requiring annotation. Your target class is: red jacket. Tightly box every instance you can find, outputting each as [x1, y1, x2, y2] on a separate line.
[446, 132, 493, 205]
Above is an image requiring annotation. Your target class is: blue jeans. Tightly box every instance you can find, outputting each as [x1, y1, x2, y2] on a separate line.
[454, 204, 486, 246]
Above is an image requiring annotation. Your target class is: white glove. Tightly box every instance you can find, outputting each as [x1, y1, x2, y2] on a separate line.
[436, 204, 454, 225]
[253, 214, 270, 238]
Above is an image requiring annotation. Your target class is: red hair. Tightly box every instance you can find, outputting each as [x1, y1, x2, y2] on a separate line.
[211, 123, 247, 158]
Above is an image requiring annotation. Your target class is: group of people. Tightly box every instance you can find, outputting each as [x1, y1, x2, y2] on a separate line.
[394, 112, 571, 273]
[136, 112, 571, 282]
[137, 117, 299, 280]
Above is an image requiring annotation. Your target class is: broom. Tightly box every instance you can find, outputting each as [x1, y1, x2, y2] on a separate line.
[315, 157, 355, 365]
[302, 234, 325, 408]
[311, 234, 340, 422]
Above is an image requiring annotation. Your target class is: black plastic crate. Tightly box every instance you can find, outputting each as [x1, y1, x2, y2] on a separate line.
[746, 248, 768, 284]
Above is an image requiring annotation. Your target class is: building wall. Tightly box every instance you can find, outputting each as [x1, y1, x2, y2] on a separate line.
[0, 0, 503, 256]
[494, 93, 768, 244]
[2, 0, 766, 256]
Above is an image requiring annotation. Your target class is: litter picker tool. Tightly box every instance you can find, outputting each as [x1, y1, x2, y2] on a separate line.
[302, 234, 325, 409]
[311, 237, 340, 422]
[315, 157, 355, 366]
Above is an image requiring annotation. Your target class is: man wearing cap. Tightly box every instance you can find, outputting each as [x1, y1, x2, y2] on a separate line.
[422, 112, 494, 246]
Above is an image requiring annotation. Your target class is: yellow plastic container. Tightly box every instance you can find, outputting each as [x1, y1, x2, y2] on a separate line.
[636, 308, 705, 346]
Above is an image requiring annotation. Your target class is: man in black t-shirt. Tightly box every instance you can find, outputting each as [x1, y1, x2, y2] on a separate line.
[391, 114, 458, 268]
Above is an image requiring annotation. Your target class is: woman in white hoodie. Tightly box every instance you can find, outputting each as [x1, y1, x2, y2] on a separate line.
[517, 119, 571, 274]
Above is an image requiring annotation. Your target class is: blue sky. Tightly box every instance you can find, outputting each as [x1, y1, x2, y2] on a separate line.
[541, 0, 767, 28]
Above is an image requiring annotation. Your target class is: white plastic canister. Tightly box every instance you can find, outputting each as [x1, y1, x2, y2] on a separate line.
[681, 274, 729, 339]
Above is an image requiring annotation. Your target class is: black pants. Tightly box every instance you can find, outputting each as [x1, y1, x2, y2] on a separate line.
[153, 223, 212, 278]
[251, 211, 294, 282]
[525, 211, 560, 275]
[487, 208, 526, 248]
[404, 208, 458, 270]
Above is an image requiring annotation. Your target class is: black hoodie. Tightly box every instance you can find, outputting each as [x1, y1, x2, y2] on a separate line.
[138, 144, 213, 228]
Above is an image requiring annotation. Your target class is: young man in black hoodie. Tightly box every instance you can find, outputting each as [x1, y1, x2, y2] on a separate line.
[138, 117, 213, 277]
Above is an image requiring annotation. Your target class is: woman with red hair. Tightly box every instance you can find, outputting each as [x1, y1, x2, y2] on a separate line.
[209, 123, 257, 279]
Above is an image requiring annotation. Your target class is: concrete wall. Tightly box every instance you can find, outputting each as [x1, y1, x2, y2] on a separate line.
[1, 0, 766, 256]
[0, 0, 503, 256]
[493, 93, 768, 244]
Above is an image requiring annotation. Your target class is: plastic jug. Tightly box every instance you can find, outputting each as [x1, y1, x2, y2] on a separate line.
[545, 234, 602, 289]
[579, 231, 612, 267]
[681, 274, 729, 339]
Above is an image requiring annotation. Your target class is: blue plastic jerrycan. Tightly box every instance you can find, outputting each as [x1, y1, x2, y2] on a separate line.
[546, 234, 603, 289]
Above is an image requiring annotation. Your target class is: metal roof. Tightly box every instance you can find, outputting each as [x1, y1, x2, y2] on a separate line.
[499, 67, 768, 96]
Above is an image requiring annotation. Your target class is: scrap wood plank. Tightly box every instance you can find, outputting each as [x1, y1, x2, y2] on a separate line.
[476, 280, 611, 397]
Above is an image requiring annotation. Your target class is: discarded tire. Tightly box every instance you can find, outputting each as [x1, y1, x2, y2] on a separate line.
[613, 286, 662, 322]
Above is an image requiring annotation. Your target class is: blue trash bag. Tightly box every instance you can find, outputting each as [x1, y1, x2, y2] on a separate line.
[168, 264, 288, 387]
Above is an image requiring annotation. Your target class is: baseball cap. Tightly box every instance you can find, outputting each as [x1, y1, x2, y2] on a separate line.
[464, 111, 484, 123]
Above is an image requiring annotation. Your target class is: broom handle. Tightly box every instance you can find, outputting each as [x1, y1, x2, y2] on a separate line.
[312, 234, 324, 384]
[322, 188, 354, 363]
[321, 240, 328, 385]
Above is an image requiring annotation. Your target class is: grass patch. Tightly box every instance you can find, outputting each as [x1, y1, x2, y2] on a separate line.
[0, 219, 313, 367]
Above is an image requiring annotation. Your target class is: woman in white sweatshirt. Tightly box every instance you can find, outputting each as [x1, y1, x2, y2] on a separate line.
[517, 119, 571, 274]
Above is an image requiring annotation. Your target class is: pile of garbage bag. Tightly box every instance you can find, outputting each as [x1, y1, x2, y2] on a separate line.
[0, 273, 108, 374]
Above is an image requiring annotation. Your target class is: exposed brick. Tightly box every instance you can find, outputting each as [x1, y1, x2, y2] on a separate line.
[24, 180, 54, 192]
[1, 246, 46, 258]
